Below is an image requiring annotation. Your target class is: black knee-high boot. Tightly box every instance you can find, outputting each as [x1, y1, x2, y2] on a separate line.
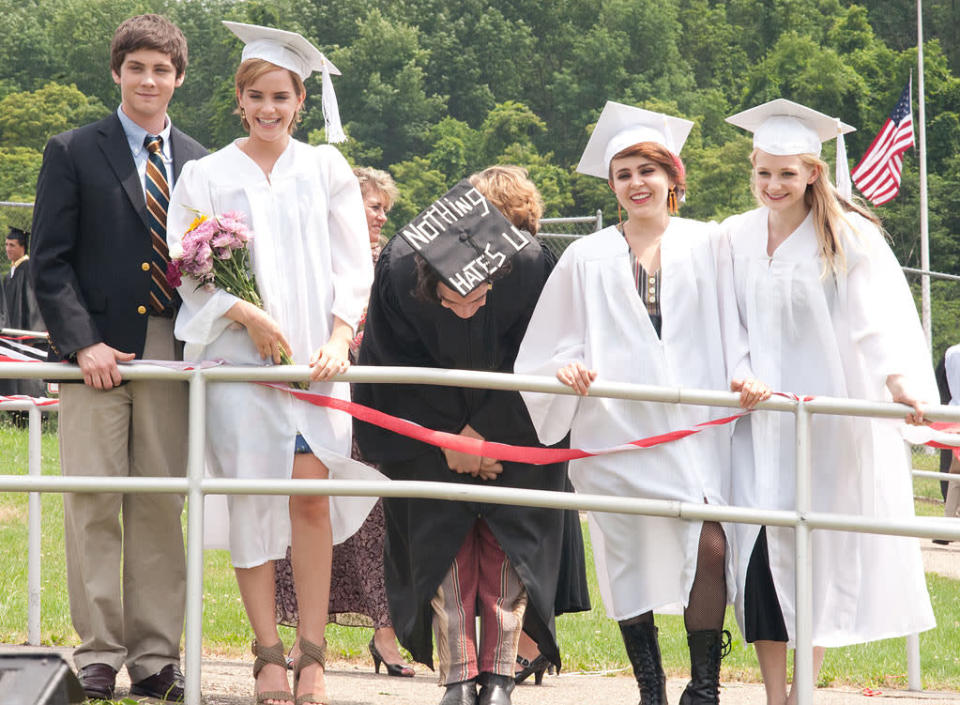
[678, 629, 731, 705]
[619, 621, 667, 705]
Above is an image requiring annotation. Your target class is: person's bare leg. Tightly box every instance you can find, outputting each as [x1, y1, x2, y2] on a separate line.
[290, 453, 332, 702]
[515, 631, 540, 669]
[786, 646, 826, 705]
[754, 640, 788, 705]
[235, 562, 290, 703]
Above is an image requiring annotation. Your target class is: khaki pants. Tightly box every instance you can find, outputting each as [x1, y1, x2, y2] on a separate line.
[59, 317, 188, 681]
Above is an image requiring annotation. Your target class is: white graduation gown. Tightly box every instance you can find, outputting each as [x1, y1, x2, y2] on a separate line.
[167, 139, 381, 568]
[723, 206, 935, 646]
[515, 221, 737, 620]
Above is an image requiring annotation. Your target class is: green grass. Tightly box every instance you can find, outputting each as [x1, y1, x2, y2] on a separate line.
[1, 425, 959, 691]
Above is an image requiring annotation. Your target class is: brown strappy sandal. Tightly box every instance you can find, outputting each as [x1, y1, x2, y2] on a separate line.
[252, 640, 294, 705]
[293, 637, 328, 705]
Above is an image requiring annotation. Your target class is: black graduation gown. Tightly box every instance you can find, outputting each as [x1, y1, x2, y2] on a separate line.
[354, 235, 577, 672]
[1, 259, 46, 397]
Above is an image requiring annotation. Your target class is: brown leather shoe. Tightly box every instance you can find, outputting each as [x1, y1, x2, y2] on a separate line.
[77, 663, 117, 700]
[130, 663, 185, 702]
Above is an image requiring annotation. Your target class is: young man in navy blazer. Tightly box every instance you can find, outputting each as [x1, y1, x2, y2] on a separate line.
[30, 14, 206, 702]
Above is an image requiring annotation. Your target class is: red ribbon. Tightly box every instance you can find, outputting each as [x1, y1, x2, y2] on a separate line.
[259, 382, 749, 465]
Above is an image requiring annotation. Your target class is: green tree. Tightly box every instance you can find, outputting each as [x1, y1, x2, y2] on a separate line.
[0, 82, 108, 151]
[332, 9, 446, 167]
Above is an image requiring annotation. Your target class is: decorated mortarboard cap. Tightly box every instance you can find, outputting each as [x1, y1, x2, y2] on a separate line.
[223, 21, 346, 143]
[726, 98, 856, 198]
[577, 101, 694, 179]
[398, 179, 534, 297]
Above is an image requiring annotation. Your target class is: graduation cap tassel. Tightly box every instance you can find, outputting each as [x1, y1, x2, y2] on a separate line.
[321, 62, 347, 144]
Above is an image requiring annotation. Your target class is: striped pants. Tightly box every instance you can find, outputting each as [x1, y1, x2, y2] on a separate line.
[431, 519, 527, 685]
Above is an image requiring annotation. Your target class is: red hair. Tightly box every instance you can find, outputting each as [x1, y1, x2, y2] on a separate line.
[608, 142, 686, 202]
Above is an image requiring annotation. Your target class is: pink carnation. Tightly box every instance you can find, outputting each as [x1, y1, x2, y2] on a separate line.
[165, 260, 182, 289]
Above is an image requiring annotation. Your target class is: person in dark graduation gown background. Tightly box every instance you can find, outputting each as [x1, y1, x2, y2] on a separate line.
[1, 226, 46, 399]
[354, 165, 582, 705]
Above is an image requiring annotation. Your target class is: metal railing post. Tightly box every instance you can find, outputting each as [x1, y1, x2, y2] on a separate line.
[907, 633, 922, 690]
[794, 401, 814, 705]
[183, 371, 207, 705]
[27, 404, 42, 645]
[595, 208, 603, 231]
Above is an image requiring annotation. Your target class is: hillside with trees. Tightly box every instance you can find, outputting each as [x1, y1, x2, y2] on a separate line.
[2, 0, 959, 353]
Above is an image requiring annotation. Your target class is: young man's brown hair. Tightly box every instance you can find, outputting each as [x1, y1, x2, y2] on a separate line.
[110, 14, 189, 77]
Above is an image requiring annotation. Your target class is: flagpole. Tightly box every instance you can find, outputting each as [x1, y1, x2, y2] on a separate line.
[918, 0, 931, 350]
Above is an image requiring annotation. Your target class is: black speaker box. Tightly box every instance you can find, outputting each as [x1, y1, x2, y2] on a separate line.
[0, 654, 85, 705]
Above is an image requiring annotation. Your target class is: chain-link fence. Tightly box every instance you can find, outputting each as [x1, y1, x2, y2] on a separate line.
[538, 210, 604, 258]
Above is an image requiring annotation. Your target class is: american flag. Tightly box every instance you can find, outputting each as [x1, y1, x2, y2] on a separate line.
[852, 81, 915, 205]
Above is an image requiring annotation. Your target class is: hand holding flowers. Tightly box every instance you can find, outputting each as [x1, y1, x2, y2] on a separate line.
[167, 210, 306, 388]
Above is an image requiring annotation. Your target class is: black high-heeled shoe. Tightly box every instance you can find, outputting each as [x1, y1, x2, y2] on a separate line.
[514, 653, 550, 685]
[368, 637, 415, 677]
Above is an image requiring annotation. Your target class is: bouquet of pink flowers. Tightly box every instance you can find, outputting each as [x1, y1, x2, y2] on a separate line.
[167, 211, 305, 386]
[166, 211, 260, 303]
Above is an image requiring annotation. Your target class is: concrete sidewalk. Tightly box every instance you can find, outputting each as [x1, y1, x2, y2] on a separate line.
[2, 644, 958, 705]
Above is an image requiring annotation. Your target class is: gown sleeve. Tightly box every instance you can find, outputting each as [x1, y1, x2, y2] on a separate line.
[717, 215, 754, 383]
[843, 217, 937, 401]
[166, 159, 241, 349]
[318, 145, 374, 333]
[514, 246, 587, 446]
[354, 247, 468, 462]
[470, 247, 556, 446]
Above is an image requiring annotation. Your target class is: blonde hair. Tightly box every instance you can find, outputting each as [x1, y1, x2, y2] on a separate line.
[468, 165, 543, 236]
[354, 166, 399, 211]
[234, 59, 305, 135]
[750, 150, 881, 275]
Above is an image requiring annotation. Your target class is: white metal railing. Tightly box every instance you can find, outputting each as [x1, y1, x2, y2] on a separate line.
[3, 362, 960, 705]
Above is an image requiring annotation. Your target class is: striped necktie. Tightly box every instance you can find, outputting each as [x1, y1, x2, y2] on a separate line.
[144, 134, 175, 313]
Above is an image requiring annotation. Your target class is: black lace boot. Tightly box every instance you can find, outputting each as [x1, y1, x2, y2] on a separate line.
[678, 629, 731, 705]
[619, 621, 668, 705]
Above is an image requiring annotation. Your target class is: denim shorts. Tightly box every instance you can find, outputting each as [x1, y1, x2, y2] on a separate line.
[294, 433, 313, 455]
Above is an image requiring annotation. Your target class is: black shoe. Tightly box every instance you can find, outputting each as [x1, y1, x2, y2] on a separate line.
[478, 672, 514, 705]
[932, 538, 952, 545]
[440, 678, 478, 705]
[514, 653, 550, 685]
[619, 621, 667, 705]
[369, 637, 415, 677]
[678, 629, 732, 705]
[130, 663, 185, 702]
[77, 663, 117, 701]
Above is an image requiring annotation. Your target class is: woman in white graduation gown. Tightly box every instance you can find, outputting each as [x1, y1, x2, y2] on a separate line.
[722, 100, 935, 705]
[167, 22, 378, 705]
[515, 102, 737, 705]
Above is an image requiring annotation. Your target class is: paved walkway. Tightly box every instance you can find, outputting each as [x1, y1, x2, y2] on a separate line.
[2, 644, 958, 705]
[2, 541, 957, 704]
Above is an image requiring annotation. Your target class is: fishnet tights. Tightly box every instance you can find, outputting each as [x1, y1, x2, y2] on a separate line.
[618, 521, 727, 632]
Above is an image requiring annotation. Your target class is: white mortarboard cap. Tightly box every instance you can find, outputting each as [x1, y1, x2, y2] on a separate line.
[576, 101, 694, 179]
[223, 21, 347, 143]
[726, 99, 856, 198]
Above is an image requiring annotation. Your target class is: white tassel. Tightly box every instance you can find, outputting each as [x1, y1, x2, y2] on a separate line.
[321, 60, 347, 144]
[835, 118, 852, 201]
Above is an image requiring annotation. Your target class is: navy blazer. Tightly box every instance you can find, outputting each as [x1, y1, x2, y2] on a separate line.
[30, 113, 206, 360]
